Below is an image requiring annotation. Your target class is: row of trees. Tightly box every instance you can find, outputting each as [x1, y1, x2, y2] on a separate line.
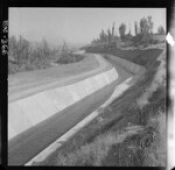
[8, 35, 59, 73]
[92, 16, 165, 47]
[8, 36, 85, 74]
[97, 23, 118, 43]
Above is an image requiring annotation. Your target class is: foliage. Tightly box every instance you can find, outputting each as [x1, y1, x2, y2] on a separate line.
[132, 16, 156, 46]
[9, 35, 30, 65]
[119, 23, 126, 40]
[8, 36, 84, 74]
[157, 26, 166, 35]
[56, 51, 84, 64]
[89, 15, 164, 48]
[140, 16, 153, 35]
[99, 29, 108, 42]
[134, 21, 140, 36]
[91, 23, 120, 48]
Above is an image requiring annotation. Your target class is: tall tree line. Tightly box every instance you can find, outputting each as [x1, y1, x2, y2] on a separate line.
[93, 15, 165, 45]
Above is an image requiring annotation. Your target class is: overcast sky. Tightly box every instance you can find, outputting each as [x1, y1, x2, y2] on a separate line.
[9, 8, 166, 46]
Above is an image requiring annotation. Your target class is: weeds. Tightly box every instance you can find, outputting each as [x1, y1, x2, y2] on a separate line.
[142, 111, 166, 166]
[55, 126, 144, 166]
[56, 52, 85, 64]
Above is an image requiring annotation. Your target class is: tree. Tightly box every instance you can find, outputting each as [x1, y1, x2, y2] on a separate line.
[112, 22, 115, 39]
[107, 28, 112, 43]
[147, 16, 153, 34]
[140, 16, 153, 35]
[9, 36, 17, 57]
[126, 29, 133, 40]
[16, 35, 30, 64]
[140, 17, 149, 34]
[157, 26, 165, 35]
[99, 29, 107, 42]
[40, 39, 51, 59]
[138, 16, 155, 45]
[62, 41, 69, 52]
[128, 29, 132, 36]
[134, 21, 139, 36]
[119, 23, 126, 40]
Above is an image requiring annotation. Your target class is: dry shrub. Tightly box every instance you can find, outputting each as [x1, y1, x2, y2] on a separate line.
[55, 132, 115, 166]
[143, 111, 166, 166]
[55, 125, 144, 166]
[136, 50, 166, 108]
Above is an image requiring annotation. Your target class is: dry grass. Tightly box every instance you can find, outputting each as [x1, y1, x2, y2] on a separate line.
[142, 111, 167, 166]
[100, 108, 166, 167]
[55, 125, 144, 166]
[136, 49, 166, 108]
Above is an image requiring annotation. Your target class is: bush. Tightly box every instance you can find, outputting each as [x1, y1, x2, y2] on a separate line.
[56, 52, 84, 64]
[8, 36, 60, 74]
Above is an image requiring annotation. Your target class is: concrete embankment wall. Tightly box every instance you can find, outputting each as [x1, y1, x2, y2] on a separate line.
[106, 54, 146, 75]
[8, 67, 118, 140]
[9, 78, 119, 165]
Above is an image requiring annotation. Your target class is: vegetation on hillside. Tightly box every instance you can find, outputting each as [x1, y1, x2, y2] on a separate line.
[86, 16, 166, 50]
[86, 47, 162, 68]
[55, 41, 85, 64]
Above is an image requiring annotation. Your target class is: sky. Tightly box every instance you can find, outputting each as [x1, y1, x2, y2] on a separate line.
[9, 8, 166, 47]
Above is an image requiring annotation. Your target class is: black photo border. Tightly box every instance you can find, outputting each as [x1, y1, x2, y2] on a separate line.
[1, 0, 172, 169]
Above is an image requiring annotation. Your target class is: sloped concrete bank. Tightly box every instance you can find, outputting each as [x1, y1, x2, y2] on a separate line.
[8, 54, 119, 165]
[8, 54, 110, 102]
[8, 68, 118, 140]
[105, 54, 146, 81]
[25, 77, 133, 166]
